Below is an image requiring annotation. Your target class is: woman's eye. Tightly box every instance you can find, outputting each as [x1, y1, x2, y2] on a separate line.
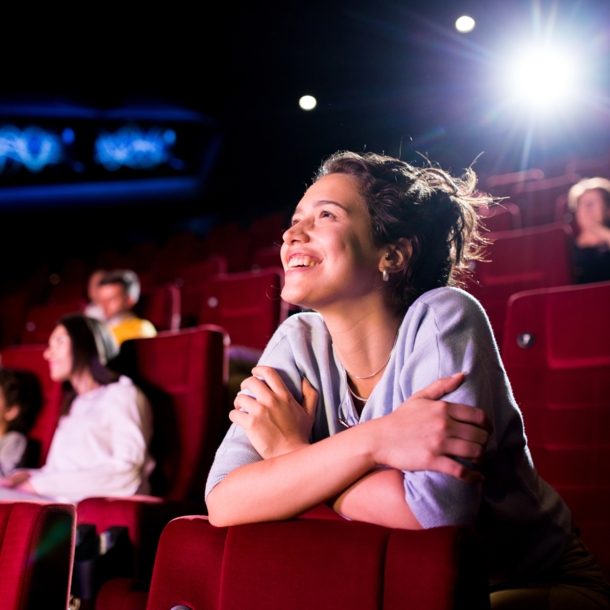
[320, 210, 335, 219]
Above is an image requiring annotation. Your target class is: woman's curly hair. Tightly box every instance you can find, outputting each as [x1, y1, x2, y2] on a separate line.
[315, 151, 490, 308]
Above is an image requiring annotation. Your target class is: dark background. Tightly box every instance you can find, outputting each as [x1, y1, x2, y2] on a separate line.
[2, 0, 610, 271]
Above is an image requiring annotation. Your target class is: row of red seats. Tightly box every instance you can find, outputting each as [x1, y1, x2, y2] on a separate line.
[0, 499, 489, 610]
[9, 267, 287, 353]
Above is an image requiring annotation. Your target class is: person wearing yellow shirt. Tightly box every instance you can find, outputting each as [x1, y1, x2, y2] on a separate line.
[97, 270, 157, 346]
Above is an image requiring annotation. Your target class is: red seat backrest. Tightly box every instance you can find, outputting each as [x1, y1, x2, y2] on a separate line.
[465, 223, 573, 348]
[512, 173, 580, 228]
[146, 517, 489, 610]
[0, 501, 75, 610]
[121, 326, 228, 501]
[177, 257, 228, 325]
[20, 299, 87, 345]
[0, 290, 29, 348]
[137, 284, 181, 332]
[503, 281, 610, 577]
[198, 269, 287, 351]
[1, 345, 63, 467]
[250, 245, 282, 270]
[248, 212, 287, 249]
[478, 202, 522, 232]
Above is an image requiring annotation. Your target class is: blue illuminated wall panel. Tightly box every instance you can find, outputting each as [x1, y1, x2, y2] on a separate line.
[0, 103, 221, 207]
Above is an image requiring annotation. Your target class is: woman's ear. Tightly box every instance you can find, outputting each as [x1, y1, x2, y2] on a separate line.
[4, 405, 20, 423]
[380, 238, 412, 273]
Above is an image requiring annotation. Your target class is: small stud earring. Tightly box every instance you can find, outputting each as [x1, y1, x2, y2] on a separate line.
[382, 268, 389, 282]
[385, 252, 391, 260]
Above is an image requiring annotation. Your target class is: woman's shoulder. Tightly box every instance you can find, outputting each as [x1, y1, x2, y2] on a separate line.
[414, 286, 484, 315]
[261, 311, 331, 364]
[269, 311, 329, 344]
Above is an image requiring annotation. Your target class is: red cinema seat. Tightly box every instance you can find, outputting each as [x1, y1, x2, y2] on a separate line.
[503, 281, 610, 577]
[0, 290, 30, 348]
[199, 269, 287, 351]
[478, 203, 521, 232]
[77, 325, 228, 585]
[0, 500, 75, 610]
[204, 223, 252, 272]
[1, 345, 63, 467]
[485, 168, 545, 200]
[137, 283, 181, 332]
[177, 257, 228, 326]
[136, 517, 489, 610]
[465, 223, 573, 348]
[512, 173, 580, 228]
[20, 299, 86, 345]
[249, 212, 287, 249]
[250, 245, 282, 270]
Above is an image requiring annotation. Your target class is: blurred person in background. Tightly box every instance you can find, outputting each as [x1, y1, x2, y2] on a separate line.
[0, 314, 154, 503]
[97, 270, 157, 346]
[568, 178, 610, 284]
[0, 369, 42, 476]
[84, 269, 107, 321]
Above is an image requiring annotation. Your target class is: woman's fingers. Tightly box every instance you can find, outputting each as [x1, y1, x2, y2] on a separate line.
[431, 456, 484, 484]
[301, 377, 318, 418]
[251, 366, 288, 396]
[446, 402, 493, 434]
[411, 372, 465, 401]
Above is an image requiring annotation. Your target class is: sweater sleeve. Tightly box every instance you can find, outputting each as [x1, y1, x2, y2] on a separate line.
[401, 289, 506, 528]
[0, 432, 27, 477]
[29, 382, 153, 503]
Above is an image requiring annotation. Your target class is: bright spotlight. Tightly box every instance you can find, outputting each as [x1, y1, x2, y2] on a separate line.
[509, 46, 577, 110]
[299, 95, 317, 111]
[455, 16, 475, 33]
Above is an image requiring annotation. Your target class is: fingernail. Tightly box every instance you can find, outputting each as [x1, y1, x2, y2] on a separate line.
[450, 372, 464, 378]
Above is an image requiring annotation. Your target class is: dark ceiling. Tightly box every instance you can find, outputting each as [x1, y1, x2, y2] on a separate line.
[2, 0, 610, 268]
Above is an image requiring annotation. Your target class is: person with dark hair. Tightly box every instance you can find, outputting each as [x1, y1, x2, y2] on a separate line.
[0, 314, 154, 503]
[568, 178, 610, 284]
[0, 369, 42, 476]
[206, 152, 609, 608]
[97, 269, 156, 346]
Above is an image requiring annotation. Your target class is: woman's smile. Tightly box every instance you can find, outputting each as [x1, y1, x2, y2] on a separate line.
[280, 173, 385, 309]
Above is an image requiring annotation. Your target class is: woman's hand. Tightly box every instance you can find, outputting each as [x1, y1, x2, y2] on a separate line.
[0, 471, 31, 488]
[230, 365, 318, 459]
[366, 372, 492, 483]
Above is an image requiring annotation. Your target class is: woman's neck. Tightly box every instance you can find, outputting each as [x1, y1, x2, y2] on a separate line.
[320, 297, 403, 401]
[70, 370, 101, 395]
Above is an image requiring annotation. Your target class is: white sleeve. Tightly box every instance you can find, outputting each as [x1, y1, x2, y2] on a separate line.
[0, 432, 27, 477]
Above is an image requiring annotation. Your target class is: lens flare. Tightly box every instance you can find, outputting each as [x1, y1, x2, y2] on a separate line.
[455, 16, 475, 33]
[299, 95, 317, 111]
[509, 46, 577, 109]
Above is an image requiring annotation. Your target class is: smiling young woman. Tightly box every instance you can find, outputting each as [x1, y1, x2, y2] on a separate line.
[205, 152, 610, 609]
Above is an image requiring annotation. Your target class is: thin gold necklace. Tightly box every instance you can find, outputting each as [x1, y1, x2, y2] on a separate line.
[344, 326, 400, 380]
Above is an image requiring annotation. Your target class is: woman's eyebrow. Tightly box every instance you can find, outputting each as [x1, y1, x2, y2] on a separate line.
[292, 200, 348, 218]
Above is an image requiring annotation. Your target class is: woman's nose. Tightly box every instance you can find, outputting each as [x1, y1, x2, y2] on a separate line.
[43, 347, 51, 361]
[283, 221, 310, 244]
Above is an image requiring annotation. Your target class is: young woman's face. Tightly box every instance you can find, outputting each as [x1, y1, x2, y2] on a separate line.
[576, 189, 609, 229]
[43, 325, 74, 382]
[281, 173, 386, 309]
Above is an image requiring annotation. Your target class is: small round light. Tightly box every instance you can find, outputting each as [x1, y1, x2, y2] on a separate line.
[299, 95, 317, 111]
[455, 16, 475, 33]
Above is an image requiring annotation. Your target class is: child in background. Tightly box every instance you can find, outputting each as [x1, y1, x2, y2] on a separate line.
[0, 369, 42, 476]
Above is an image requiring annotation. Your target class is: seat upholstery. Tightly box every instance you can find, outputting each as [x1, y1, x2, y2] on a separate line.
[0, 500, 75, 610]
[198, 268, 287, 351]
[503, 281, 610, 577]
[144, 516, 490, 610]
[20, 298, 86, 345]
[76, 326, 228, 583]
[465, 223, 573, 348]
[137, 283, 181, 332]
